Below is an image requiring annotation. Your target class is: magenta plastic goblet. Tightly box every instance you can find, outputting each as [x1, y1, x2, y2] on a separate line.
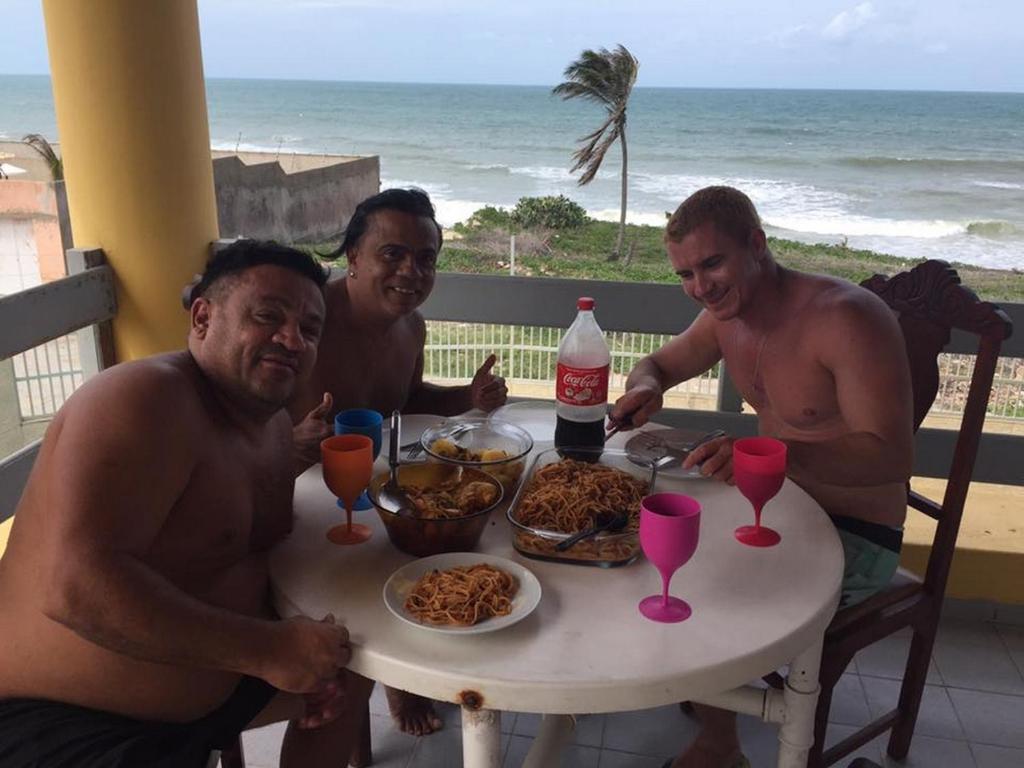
[732, 437, 786, 547]
[638, 493, 701, 623]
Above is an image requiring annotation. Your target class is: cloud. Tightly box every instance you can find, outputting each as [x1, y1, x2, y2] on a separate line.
[763, 24, 813, 49]
[822, 2, 878, 42]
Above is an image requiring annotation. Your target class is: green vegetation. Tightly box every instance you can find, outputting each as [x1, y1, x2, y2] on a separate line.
[510, 195, 588, 230]
[439, 208, 1024, 302]
[314, 201, 1024, 301]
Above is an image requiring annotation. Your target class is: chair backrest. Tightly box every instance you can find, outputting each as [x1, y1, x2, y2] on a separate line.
[860, 260, 1013, 594]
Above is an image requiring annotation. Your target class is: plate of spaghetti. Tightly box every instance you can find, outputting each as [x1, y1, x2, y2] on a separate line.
[383, 552, 542, 635]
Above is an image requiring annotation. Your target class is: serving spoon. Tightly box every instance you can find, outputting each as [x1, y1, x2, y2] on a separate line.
[377, 411, 419, 518]
[555, 510, 630, 552]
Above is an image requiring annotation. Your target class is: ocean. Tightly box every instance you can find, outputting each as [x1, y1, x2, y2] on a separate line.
[2, 75, 1023, 269]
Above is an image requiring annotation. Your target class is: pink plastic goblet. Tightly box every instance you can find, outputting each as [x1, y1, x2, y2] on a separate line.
[638, 493, 701, 623]
[732, 437, 787, 548]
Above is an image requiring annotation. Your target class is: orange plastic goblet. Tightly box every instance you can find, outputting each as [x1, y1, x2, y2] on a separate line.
[321, 434, 374, 545]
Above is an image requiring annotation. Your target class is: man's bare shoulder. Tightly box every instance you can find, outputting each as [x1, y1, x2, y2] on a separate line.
[797, 273, 901, 348]
[58, 352, 206, 432]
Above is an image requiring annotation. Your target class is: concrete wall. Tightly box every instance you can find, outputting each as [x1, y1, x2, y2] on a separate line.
[0, 181, 67, 294]
[211, 151, 379, 244]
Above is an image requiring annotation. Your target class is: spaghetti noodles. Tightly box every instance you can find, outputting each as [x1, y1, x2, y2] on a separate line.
[404, 563, 519, 626]
[515, 459, 648, 534]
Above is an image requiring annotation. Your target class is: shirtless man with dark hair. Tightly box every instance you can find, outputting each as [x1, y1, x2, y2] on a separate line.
[290, 189, 507, 737]
[609, 187, 914, 768]
[0, 240, 371, 767]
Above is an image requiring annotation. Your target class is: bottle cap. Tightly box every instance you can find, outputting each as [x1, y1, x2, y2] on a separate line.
[577, 297, 595, 310]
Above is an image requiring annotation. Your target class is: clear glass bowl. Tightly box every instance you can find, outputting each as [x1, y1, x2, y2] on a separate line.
[420, 417, 534, 497]
[506, 447, 655, 568]
[367, 463, 503, 557]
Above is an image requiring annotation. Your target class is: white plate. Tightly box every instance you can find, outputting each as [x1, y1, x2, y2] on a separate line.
[490, 401, 557, 443]
[381, 413, 446, 450]
[383, 552, 542, 635]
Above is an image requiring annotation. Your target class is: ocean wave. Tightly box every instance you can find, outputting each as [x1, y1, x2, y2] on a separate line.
[211, 140, 309, 154]
[432, 198, 497, 228]
[966, 220, 1022, 238]
[379, 180, 499, 228]
[839, 156, 1024, 173]
[466, 163, 512, 173]
[632, 172, 853, 216]
[767, 214, 964, 239]
[380, 177, 453, 198]
[588, 209, 670, 228]
[971, 179, 1024, 191]
[508, 165, 579, 183]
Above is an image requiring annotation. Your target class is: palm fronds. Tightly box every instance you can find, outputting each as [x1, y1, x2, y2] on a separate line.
[552, 44, 639, 259]
[22, 133, 63, 181]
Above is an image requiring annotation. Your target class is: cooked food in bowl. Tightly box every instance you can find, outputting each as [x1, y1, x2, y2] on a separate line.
[404, 563, 518, 627]
[420, 418, 533, 496]
[368, 463, 503, 556]
[429, 439, 511, 464]
[405, 477, 500, 519]
[508, 448, 654, 567]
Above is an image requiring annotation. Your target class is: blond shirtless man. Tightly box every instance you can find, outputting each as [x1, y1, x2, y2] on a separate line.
[609, 186, 913, 768]
[0, 241, 371, 767]
[289, 189, 508, 737]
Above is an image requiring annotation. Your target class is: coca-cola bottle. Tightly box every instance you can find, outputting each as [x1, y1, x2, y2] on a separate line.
[555, 297, 611, 451]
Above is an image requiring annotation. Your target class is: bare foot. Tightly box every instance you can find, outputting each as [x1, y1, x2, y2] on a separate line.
[384, 686, 443, 736]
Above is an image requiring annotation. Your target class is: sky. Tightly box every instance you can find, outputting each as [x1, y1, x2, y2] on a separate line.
[1, 0, 1022, 92]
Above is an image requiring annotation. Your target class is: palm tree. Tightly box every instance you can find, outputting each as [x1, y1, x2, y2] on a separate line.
[553, 44, 639, 261]
[22, 133, 63, 181]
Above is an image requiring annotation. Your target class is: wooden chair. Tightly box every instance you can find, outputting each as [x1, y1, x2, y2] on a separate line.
[789, 260, 1013, 767]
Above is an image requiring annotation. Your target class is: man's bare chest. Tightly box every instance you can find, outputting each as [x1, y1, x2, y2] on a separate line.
[723, 331, 843, 433]
[316, 330, 418, 413]
[147, 446, 293, 574]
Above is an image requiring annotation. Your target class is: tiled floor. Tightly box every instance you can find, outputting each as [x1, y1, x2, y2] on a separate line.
[233, 616, 1024, 768]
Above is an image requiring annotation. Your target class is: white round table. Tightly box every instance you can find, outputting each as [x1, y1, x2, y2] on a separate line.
[271, 431, 842, 768]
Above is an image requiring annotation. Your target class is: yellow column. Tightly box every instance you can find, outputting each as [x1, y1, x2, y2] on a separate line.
[42, 0, 218, 360]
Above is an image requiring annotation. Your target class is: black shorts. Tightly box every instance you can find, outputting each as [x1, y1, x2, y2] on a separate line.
[0, 676, 276, 768]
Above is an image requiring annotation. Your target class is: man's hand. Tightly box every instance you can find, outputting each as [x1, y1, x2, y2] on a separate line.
[261, 614, 351, 695]
[470, 354, 508, 412]
[683, 435, 735, 484]
[297, 673, 348, 729]
[293, 393, 333, 466]
[609, 384, 663, 432]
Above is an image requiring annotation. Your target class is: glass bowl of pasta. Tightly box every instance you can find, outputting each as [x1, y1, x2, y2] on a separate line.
[506, 447, 656, 567]
[420, 417, 534, 497]
[367, 462, 504, 557]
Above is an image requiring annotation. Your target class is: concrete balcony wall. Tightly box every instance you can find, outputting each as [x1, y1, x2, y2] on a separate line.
[211, 151, 380, 244]
[0, 180, 66, 293]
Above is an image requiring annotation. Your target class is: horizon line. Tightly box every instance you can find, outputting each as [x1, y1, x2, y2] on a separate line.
[1, 71, 1022, 96]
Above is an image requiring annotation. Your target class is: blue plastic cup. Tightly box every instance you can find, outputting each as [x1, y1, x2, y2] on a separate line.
[334, 409, 383, 510]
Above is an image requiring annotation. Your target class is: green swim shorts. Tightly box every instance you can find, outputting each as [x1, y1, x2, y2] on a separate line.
[830, 515, 904, 608]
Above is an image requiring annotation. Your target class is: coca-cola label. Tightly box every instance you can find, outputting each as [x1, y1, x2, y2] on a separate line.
[556, 363, 609, 406]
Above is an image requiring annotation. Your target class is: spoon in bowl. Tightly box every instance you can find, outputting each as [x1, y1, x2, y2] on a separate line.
[377, 411, 418, 518]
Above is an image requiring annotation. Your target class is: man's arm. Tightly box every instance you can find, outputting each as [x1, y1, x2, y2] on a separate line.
[610, 310, 723, 428]
[40, 364, 348, 693]
[786, 292, 914, 487]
